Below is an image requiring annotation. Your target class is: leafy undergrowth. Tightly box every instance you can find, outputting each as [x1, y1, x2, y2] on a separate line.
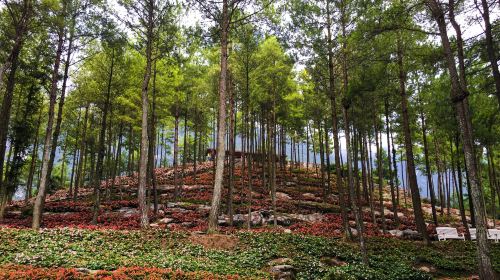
[0, 228, 499, 279]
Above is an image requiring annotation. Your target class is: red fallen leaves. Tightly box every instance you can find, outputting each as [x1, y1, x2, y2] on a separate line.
[42, 200, 139, 213]
[0, 265, 243, 280]
[288, 213, 392, 238]
[44, 201, 91, 212]
[0, 211, 142, 230]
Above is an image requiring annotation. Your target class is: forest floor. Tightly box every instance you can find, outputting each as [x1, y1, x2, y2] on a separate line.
[0, 161, 499, 279]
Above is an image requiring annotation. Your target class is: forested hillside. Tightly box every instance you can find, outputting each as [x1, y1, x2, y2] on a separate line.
[0, 0, 499, 279]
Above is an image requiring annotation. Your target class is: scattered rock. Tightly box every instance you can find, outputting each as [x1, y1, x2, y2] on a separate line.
[285, 181, 296, 186]
[265, 215, 292, 226]
[117, 207, 139, 217]
[166, 202, 182, 208]
[158, 218, 174, 224]
[288, 213, 324, 223]
[416, 264, 437, 273]
[250, 211, 264, 226]
[402, 229, 422, 240]
[389, 229, 404, 238]
[232, 214, 246, 226]
[218, 219, 228, 226]
[350, 228, 358, 236]
[198, 205, 211, 211]
[276, 192, 292, 200]
[269, 264, 295, 280]
[302, 193, 317, 200]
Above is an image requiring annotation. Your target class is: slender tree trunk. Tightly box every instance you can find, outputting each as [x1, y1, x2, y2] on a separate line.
[32, 17, 66, 230]
[148, 61, 158, 217]
[366, 134, 376, 223]
[374, 121, 386, 233]
[91, 49, 115, 225]
[453, 137, 470, 240]
[227, 68, 235, 226]
[318, 121, 326, 197]
[208, 0, 230, 232]
[385, 101, 398, 224]
[306, 125, 310, 174]
[173, 112, 180, 199]
[68, 110, 82, 198]
[361, 133, 368, 203]
[74, 106, 89, 201]
[111, 126, 123, 199]
[396, 35, 430, 244]
[344, 106, 368, 264]
[25, 109, 43, 202]
[47, 18, 75, 187]
[325, 124, 332, 196]
[137, 1, 155, 229]
[326, 1, 350, 238]
[390, 129, 400, 212]
[420, 110, 438, 226]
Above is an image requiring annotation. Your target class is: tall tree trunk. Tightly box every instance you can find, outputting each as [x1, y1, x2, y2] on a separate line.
[374, 121, 386, 233]
[325, 124, 332, 196]
[453, 137, 470, 240]
[137, 0, 154, 229]
[74, 106, 89, 201]
[91, 49, 115, 225]
[396, 35, 430, 244]
[25, 109, 43, 202]
[365, 134, 376, 223]
[344, 106, 368, 264]
[111, 126, 123, 199]
[390, 129, 400, 211]
[420, 110, 438, 226]
[385, 100, 398, 224]
[173, 112, 180, 199]
[318, 122, 326, 198]
[32, 15, 66, 230]
[208, 0, 229, 232]
[426, 1, 494, 276]
[227, 68, 235, 226]
[326, 0, 350, 239]
[148, 61, 158, 217]
[47, 17, 76, 187]
[68, 110, 82, 198]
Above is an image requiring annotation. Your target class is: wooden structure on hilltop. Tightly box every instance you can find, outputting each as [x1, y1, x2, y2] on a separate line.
[205, 148, 287, 162]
